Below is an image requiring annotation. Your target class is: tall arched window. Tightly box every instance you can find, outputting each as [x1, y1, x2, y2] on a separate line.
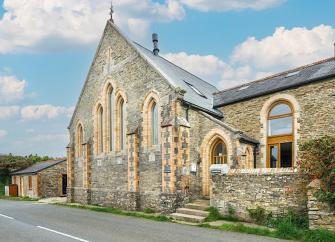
[267, 101, 293, 168]
[211, 139, 227, 164]
[151, 101, 159, 146]
[120, 99, 125, 150]
[116, 95, 126, 152]
[108, 87, 114, 152]
[98, 106, 104, 154]
[76, 124, 83, 158]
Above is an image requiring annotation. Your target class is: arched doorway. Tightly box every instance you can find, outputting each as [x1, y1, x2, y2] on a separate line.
[200, 130, 232, 197]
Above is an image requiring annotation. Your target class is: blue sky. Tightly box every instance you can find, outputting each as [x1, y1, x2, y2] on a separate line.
[0, 0, 334, 157]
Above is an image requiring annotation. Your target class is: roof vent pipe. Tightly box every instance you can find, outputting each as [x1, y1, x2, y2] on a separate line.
[152, 33, 159, 56]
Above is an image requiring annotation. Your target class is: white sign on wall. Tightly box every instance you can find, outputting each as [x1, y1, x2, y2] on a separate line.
[190, 163, 197, 173]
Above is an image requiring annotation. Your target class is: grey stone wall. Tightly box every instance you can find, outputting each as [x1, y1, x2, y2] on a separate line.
[39, 161, 67, 198]
[307, 179, 335, 231]
[211, 168, 308, 221]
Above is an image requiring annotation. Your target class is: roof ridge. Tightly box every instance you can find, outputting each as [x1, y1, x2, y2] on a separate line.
[133, 42, 218, 90]
[215, 56, 335, 94]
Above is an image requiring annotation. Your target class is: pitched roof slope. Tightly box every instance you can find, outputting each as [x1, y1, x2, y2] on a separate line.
[214, 57, 335, 107]
[11, 159, 66, 175]
[133, 42, 222, 117]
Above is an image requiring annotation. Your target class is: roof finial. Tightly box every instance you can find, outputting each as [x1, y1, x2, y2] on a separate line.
[110, 1, 114, 23]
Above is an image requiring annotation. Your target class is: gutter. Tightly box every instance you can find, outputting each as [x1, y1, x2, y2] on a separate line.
[182, 100, 223, 119]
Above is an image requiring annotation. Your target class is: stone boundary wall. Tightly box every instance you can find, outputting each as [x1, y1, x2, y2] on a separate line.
[307, 179, 335, 231]
[211, 168, 308, 221]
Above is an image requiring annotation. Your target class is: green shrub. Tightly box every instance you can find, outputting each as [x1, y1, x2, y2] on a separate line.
[205, 206, 238, 222]
[275, 218, 303, 240]
[227, 205, 236, 217]
[299, 136, 335, 208]
[247, 206, 270, 225]
[302, 229, 335, 242]
[205, 207, 223, 222]
[143, 208, 155, 214]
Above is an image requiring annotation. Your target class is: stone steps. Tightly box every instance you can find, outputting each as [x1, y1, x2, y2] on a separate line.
[170, 199, 210, 224]
[185, 203, 209, 211]
[170, 213, 206, 223]
[176, 208, 209, 217]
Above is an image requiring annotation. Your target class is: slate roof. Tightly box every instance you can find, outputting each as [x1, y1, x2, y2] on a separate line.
[132, 42, 222, 117]
[11, 159, 66, 176]
[214, 57, 335, 107]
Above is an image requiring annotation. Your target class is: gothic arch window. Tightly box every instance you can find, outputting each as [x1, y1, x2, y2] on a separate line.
[96, 105, 104, 154]
[142, 91, 160, 149]
[106, 84, 114, 152]
[267, 101, 294, 168]
[76, 123, 84, 158]
[116, 94, 126, 152]
[151, 101, 159, 146]
[211, 139, 228, 164]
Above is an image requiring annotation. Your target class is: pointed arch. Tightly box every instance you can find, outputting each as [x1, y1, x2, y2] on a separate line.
[104, 81, 115, 152]
[200, 129, 233, 196]
[115, 90, 127, 152]
[94, 102, 104, 155]
[75, 122, 84, 158]
[142, 90, 161, 149]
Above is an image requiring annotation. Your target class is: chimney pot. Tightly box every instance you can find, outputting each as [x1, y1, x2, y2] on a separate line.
[152, 33, 159, 56]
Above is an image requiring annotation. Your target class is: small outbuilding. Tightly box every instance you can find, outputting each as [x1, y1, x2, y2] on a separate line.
[11, 159, 67, 198]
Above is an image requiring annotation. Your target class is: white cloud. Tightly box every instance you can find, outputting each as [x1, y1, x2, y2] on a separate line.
[164, 24, 335, 89]
[164, 52, 266, 88]
[0, 106, 20, 119]
[20, 105, 74, 121]
[0, 76, 27, 104]
[179, 0, 285, 12]
[231, 25, 335, 70]
[0, 129, 7, 138]
[0, 0, 185, 53]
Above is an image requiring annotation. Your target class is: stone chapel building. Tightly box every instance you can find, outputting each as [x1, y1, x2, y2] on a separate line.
[67, 19, 335, 213]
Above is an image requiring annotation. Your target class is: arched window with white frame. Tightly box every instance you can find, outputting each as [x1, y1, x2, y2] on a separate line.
[267, 101, 294, 168]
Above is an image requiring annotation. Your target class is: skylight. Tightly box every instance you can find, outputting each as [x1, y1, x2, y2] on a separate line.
[285, 71, 300, 78]
[184, 81, 207, 98]
[238, 85, 250, 91]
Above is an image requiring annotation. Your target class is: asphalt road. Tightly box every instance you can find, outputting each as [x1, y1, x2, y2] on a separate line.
[0, 200, 288, 242]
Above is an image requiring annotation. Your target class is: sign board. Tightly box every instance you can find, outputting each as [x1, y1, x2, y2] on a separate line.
[190, 163, 197, 173]
[210, 164, 230, 175]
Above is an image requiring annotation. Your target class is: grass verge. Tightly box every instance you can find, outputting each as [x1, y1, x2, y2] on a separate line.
[56, 203, 171, 222]
[56, 203, 335, 242]
[0, 195, 38, 201]
[200, 221, 335, 242]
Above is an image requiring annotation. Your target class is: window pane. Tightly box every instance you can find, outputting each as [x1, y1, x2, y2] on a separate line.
[152, 103, 158, 145]
[270, 104, 291, 116]
[120, 100, 125, 150]
[270, 145, 278, 168]
[280, 142, 292, 167]
[109, 92, 113, 151]
[99, 108, 103, 153]
[268, 116, 293, 136]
